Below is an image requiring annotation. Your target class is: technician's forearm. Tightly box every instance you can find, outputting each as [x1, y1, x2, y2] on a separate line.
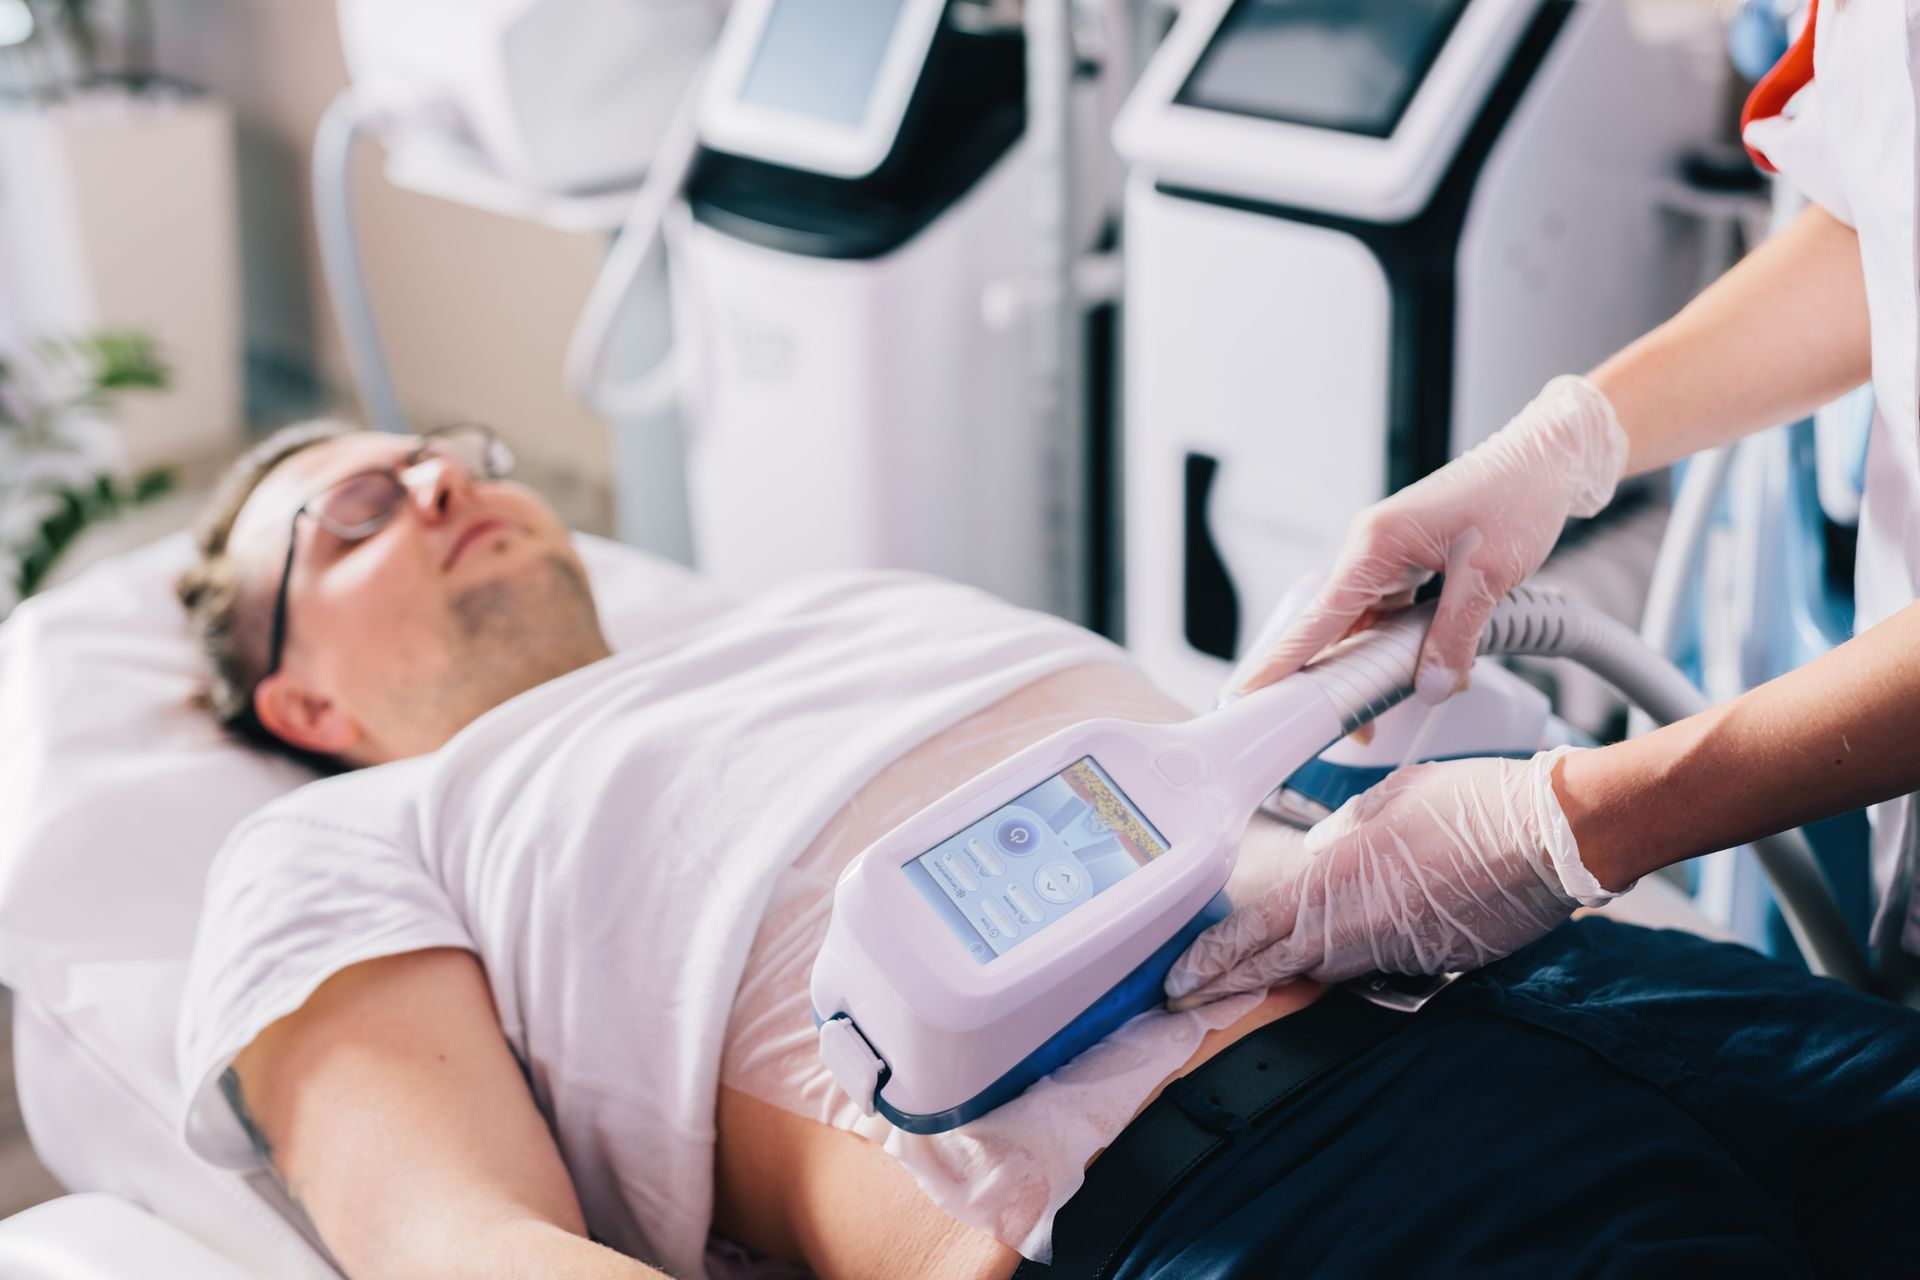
[1557, 600, 1920, 890]
[1587, 203, 1871, 475]
[419, 1218, 665, 1280]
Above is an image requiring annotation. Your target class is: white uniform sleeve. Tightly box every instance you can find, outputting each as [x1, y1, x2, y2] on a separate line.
[1744, 79, 1855, 227]
[176, 801, 472, 1168]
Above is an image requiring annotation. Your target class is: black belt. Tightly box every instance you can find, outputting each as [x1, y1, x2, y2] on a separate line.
[1012, 984, 1434, 1280]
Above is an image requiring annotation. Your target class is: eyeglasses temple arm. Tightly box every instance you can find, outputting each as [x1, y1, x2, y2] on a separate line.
[263, 512, 301, 688]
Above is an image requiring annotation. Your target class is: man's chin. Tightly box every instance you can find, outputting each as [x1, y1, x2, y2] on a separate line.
[450, 550, 605, 672]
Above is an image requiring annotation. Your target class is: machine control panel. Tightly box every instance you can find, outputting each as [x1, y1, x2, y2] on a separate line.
[904, 757, 1172, 963]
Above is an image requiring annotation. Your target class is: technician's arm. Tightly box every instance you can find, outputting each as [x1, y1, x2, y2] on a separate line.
[1560, 598, 1920, 891]
[1166, 599, 1920, 1000]
[1593, 201, 1871, 474]
[1166, 207, 1885, 999]
[1236, 203, 1871, 699]
[226, 948, 662, 1280]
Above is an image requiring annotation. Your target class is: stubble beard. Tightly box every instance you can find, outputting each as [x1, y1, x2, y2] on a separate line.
[426, 551, 610, 731]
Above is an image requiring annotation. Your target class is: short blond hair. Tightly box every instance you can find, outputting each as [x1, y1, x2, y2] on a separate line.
[175, 420, 355, 768]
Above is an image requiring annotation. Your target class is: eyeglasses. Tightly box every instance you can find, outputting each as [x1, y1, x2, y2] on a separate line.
[259, 423, 516, 691]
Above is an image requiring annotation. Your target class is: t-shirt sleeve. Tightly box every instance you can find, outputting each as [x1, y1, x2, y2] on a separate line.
[176, 803, 472, 1168]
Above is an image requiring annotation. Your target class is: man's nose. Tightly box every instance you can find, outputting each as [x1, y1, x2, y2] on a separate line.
[401, 455, 470, 522]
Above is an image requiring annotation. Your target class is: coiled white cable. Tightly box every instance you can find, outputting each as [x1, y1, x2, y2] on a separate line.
[1294, 587, 1871, 988]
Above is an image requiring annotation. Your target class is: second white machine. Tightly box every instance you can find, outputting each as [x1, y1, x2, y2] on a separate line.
[1116, 0, 1725, 708]
[662, 0, 1127, 618]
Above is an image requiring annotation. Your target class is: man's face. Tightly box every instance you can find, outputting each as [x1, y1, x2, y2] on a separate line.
[230, 431, 610, 766]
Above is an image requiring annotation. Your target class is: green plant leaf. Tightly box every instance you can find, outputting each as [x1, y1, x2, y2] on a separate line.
[132, 467, 175, 503]
[5, 329, 177, 599]
[84, 330, 170, 393]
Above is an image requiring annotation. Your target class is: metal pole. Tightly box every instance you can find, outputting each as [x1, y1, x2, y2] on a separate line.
[1026, 0, 1087, 623]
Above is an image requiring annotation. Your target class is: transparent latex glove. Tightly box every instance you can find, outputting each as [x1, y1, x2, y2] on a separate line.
[1232, 375, 1628, 705]
[1219, 573, 1323, 707]
[1165, 747, 1623, 1006]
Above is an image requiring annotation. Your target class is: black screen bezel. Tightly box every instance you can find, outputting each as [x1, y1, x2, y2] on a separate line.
[1173, 0, 1476, 140]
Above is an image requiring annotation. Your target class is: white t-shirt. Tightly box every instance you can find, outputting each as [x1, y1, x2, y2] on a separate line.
[719, 664, 1268, 1263]
[177, 570, 1125, 1278]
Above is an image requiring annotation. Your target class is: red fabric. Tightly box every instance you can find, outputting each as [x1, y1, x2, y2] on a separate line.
[1742, 0, 1819, 173]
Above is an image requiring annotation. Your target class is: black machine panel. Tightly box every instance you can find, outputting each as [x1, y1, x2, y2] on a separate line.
[691, 17, 1024, 260]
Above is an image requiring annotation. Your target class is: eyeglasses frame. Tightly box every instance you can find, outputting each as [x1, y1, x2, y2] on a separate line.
[257, 424, 512, 703]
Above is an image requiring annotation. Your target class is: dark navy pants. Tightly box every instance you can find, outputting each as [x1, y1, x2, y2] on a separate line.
[1106, 919, 1920, 1278]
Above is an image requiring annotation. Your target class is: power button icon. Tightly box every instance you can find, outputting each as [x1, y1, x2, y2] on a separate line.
[996, 817, 1041, 855]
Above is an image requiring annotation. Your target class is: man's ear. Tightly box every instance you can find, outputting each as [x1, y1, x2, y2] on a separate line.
[254, 671, 361, 759]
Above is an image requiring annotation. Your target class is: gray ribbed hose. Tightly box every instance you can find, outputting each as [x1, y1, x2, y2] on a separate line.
[1294, 585, 1871, 989]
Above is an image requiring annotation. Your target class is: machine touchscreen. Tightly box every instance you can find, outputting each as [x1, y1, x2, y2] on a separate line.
[905, 757, 1171, 963]
[736, 0, 911, 127]
[1174, 0, 1473, 138]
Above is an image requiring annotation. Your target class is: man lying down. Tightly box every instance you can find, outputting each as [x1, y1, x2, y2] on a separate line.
[174, 422, 1918, 1279]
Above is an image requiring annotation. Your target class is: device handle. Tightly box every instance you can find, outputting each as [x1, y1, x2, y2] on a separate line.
[1295, 602, 1438, 734]
[1175, 676, 1345, 818]
[1172, 602, 1438, 815]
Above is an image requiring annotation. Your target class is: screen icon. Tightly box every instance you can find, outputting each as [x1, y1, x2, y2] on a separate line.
[996, 816, 1041, 855]
[1034, 860, 1086, 904]
[965, 837, 1006, 876]
[1005, 883, 1045, 924]
[940, 851, 980, 891]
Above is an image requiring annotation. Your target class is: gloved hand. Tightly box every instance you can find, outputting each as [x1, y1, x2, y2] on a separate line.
[1164, 747, 1624, 1005]
[1230, 375, 1629, 704]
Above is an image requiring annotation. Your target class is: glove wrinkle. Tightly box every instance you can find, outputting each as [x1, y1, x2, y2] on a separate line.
[1167, 748, 1619, 1001]
[1235, 373, 1629, 698]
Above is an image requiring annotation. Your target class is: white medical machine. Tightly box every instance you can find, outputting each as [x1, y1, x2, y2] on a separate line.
[811, 587, 1871, 1131]
[315, 0, 716, 558]
[593, 0, 1130, 620]
[321, 0, 1129, 618]
[335, 0, 715, 197]
[1113, 0, 1726, 708]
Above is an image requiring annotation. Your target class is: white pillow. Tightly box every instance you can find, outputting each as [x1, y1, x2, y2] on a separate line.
[0, 531, 733, 1002]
